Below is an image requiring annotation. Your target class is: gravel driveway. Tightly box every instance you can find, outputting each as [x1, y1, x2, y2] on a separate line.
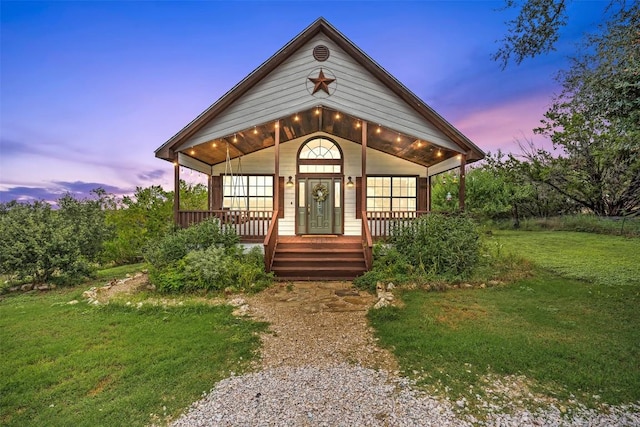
[170, 282, 640, 426]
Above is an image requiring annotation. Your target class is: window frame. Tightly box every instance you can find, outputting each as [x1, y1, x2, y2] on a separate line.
[222, 174, 274, 211]
[366, 175, 418, 212]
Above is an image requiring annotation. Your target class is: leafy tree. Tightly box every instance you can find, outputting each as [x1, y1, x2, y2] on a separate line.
[180, 181, 208, 211]
[0, 192, 112, 284]
[529, 4, 640, 216]
[102, 185, 173, 264]
[494, 0, 569, 68]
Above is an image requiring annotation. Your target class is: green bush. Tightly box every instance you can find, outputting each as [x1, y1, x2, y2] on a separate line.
[389, 213, 481, 280]
[143, 217, 239, 270]
[144, 219, 271, 293]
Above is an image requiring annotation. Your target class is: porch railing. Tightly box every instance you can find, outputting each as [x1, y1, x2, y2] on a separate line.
[177, 210, 274, 242]
[365, 210, 430, 240]
[263, 210, 279, 273]
[361, 211, 373, 270]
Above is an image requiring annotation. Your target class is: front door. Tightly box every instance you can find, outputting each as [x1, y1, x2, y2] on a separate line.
[297, 177, 343, 234]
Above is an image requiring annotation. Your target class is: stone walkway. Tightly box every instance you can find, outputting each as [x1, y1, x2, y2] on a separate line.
[244, 281, 399, 371]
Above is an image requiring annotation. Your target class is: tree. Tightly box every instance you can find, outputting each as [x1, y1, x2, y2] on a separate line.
[102, 185, 173, 265]
[530, 4, 640, 216]
[494, 0, 568, 68]
[0, 192, 113, 284]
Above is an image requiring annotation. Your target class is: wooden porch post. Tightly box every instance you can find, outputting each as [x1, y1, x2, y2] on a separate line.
[459, 154, 467, 211]
[427, 174, 432, 212]
[361, 121, 367, 213]
[274, 120, 280, 213]
[207, 174, 213, 211]
[173, 154, 180, 226]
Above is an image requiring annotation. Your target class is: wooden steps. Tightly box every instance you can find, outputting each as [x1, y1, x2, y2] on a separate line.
[271, 237, 367, 280]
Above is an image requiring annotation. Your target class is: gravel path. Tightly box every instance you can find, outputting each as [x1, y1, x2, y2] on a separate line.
[169, 282, 640, 426]
[171, 365, 639, 427]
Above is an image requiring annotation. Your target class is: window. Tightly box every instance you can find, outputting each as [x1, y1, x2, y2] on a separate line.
[223, 175, 273, 210]
[366, 176, 417, 211]
[298, 138, 342, 174]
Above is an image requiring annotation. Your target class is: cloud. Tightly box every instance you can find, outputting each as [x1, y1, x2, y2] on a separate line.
[0, 181, 132, 204]
[137, 169, 167, 181]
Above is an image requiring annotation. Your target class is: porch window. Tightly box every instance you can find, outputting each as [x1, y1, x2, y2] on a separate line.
[366, 176, 417, 211]
[298, 137, 342, 174]
[223, 175, 273, 210]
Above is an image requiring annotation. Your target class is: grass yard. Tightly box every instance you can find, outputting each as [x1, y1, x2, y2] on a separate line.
[369, 231, 640, 411]
[0, 276, 266, 426]
[493, 230, 640, 287]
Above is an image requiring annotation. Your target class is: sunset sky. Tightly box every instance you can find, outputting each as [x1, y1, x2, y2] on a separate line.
[0, 1, 608, 202]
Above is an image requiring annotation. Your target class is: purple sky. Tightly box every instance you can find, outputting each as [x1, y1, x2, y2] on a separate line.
[0, 1, 607, 203]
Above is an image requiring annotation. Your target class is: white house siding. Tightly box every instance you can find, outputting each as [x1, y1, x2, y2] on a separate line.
[179, 34, 460, 153]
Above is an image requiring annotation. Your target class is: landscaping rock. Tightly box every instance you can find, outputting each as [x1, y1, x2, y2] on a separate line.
[373, 298, 390, 309]
[228, 297, 247, 307]
[20, 284, 33, 291]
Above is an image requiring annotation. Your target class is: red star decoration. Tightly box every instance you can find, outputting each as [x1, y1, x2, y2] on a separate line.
[308, 69, 335, 95]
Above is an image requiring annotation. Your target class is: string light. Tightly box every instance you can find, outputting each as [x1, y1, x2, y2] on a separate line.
[294, 114, 299, 122]
[190, 149, 195, 155]
[315, 106, 321, 115]
[396, 134, 401, 142]
[212, 142, 217, 148]
[437, 149, 442, 157]
[376, 125, 381, 134]
[356, 121, 361, 129]
[417, 141, 423, 148]
[233, 134, 238, 143]
[335, 112, 341, 119]
[253, 127, 258, 135]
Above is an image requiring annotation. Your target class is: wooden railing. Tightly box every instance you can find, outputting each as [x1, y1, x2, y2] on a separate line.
[263, 210, 279, 273]
[361, 211, 373, 270]
[365, 210, 430, 239]
[178, 210, 274, 242]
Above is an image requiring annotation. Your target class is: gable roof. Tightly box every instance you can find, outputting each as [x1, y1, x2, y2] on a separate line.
[155, 17, 484, 166]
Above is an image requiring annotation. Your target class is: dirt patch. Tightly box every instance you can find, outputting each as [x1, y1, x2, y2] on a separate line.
[434, 302, 488, 329]
[243, 281, 399, 372]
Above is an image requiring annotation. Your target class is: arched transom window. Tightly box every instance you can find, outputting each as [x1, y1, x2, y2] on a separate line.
[298, 137, 343, 174]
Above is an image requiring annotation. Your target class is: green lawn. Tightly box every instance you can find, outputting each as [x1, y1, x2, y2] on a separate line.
[493, 230, 640, 286]
[369, 230, 640, 410]
[0, 282, 266, 426]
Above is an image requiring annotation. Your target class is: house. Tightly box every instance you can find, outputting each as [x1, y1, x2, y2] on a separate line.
[154, 18, 485, 280]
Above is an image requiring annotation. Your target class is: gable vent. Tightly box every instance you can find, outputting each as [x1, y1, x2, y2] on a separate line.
[313, 45, 330, 62]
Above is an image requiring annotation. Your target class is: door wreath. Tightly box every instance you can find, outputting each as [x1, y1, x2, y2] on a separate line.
[312, 183, 329, 202]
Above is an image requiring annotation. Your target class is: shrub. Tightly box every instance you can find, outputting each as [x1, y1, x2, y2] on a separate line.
[143, 217, 238, 270]
[389, 213, 481, 280]
[144, 219, 271, 293]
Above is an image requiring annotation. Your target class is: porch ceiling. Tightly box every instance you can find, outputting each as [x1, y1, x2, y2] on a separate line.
[178, 106, 461, 169]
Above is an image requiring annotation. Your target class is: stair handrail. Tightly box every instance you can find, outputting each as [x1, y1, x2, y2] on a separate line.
[263, 209, 279, 273]
[361, 210, 373, 270]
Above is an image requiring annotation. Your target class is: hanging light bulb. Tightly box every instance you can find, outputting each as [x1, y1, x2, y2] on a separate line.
[396, 134, 401, 142]
[417, 141, 423, 148]
[437, 149, 442, 157]
[315, 106, 321, 115]
[233, 134, 238, 143]
[376, 125, 381, 134]
[253, 127, 258, 135]
[356, 121, 361, 129]
[212, 142, 217, 148]
[190, 149, 195, 155]
[294, 114, 299, 122]
[335, 112, 341, 119]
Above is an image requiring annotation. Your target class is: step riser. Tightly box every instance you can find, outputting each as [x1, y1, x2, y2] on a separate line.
[271, 240, 367, 280]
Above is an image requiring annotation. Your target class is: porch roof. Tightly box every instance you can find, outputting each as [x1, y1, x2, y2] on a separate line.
[155, 18, 484, 171]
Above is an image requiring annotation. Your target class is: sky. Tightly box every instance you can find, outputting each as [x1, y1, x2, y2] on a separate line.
[0, 1, 609, 203]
